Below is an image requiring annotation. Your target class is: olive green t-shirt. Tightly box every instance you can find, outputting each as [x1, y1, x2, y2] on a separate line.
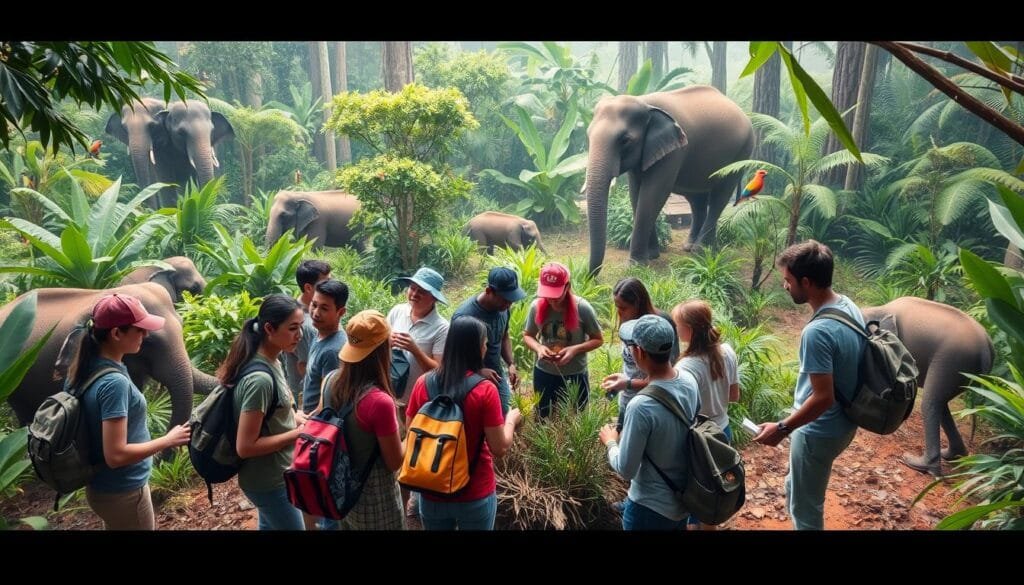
[232, 354, 296, 492]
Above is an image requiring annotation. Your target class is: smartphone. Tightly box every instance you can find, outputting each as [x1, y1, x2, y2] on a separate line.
[741, 417, 761, 435]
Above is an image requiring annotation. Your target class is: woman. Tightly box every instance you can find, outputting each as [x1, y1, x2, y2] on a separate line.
[523, 262, 604, 417]
[319, 310, 406, 530]
[220, 294, 308, 531]
[405, 316, 522, 530]
[601, 277, 680, 431]
[671, 299, 739, 530]
[72, 293, 191, 530]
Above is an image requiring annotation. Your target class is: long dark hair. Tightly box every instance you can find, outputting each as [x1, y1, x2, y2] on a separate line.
[613, 277, 657, 325]
[66, 322, 132, 389]
[672, 300, 725, 381]
[434, 316, 487, 399]
[329, 343, 392, 408]
[217, 294, 302, 384]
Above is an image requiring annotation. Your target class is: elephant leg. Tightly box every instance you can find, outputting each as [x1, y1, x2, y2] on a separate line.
[696, 181, 734, 249]
[686, 194, 709, 251]
[900, 372, 952, 476]
[939, 402, 968, 460]
[629, 166, 674, 264]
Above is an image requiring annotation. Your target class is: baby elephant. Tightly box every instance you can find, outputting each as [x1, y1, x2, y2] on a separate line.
[464, 211, 547, 254]
[862, 297, 995, 477]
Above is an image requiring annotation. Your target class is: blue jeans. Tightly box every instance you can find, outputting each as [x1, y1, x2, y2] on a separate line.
[420, 492, 497, 530]
[533, 367, 589, 418]
[242, 486, 305, 531]
[496, 375, 512, 416]
[786, 428, 856, 530]
[622, 498, 687, 531]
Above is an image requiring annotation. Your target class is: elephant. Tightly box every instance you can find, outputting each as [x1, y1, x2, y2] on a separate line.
[584, 85, 754, 274]
[0, 283, 220, 432]
[265, 190, 365, 250]
[464, 211, 548, 254]
[862, 297, 995, 477]
[119, 256, 206, 303]
[106, 99, 234, 208]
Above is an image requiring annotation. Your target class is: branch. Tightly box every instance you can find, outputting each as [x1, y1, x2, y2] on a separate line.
[871, 41, 1024, 147]
[894, 41, 1024, 95]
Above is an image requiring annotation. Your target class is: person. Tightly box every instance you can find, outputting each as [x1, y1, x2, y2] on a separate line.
[754, 240, 866, 530]
[318, 310, 405, 530]
[598, 314, 700, 530]
[301, 279, 349, 414]
[71, 293, 191, 530]
[221, 294, 309, 531]
[601, 277, 679, 431]
[671, 299, 739, 530]
[405, 316, 523, 530]
[387, 266, 450, 413]
[281, 259, 331, 408]
[451, 267, 527, 415]
[523, 262, 603, 417]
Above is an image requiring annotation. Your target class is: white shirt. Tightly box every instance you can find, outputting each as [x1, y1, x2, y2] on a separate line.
[387, 302, 450, 399]
[675, 342, 738, 430]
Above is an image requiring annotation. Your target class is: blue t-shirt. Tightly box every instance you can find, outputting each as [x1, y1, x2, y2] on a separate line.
[452, 296, 509, 374]
[794, 295, 866, 438]
[302, 329, 347, 413]
[79, 358, 152, 493]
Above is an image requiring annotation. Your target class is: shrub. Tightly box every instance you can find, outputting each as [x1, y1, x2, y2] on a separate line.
[179, 291, 261, 372]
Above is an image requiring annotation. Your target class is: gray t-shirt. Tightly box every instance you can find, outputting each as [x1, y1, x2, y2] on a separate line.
[452, 296, 509, 374]
[524, 297, 602, 376]
[301, 328, 347, 413]
[280, 310, 316, 406]
[387, 302, 449, 399]
[80, 359, 151, 493]
[676, 342, 738, 430]
[233, 354, 296, 493]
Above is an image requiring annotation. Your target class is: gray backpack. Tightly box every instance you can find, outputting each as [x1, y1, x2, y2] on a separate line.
[813, 308, 919, 435]
[27, 367, 122, 509]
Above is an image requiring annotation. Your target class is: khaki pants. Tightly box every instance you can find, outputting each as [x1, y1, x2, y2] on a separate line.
[86, 484, 155, 530]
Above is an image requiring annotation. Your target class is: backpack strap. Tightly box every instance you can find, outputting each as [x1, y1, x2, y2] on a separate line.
[813, 308, 871, 338]
[637, 382, 691, 494]
[73, 367, 125, 397]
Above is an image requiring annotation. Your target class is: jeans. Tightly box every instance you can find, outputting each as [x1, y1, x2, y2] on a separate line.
[533, 367, 589, 418]
[419, 492, 497, 530]
[496, 375, 512, 416]
[785, 428, 856, 530]
[622, 498, 687, 531]
[242, 486, 305, 530]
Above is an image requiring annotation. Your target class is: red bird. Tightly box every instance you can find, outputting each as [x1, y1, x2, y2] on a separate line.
[88, 139, 102, 159]
[734, 169, 767, 206]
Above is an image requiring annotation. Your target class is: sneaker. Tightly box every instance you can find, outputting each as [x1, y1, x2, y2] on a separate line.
[611, 498, 627, 514]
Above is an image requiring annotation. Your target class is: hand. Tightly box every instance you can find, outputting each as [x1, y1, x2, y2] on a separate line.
[480, 367, 501, 385]
[554, 345, 579, 367]
[537, 346, 559, 362]
[600, 373, 628, 393]
[293, 410, 309, 427]
[165, 423, 191, 447]
[753, 422, 786, 447]
[599, 423, 619, 446]
[505, 408, 523, 428]
[391, 332, 415, 352]
[507, 364, 519, 387]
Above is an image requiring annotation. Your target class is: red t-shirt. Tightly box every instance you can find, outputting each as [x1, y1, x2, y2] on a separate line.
[405, 372, 504, 502]
[355, 387, 399, 436]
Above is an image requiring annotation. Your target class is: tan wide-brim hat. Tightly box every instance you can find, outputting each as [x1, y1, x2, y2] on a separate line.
[338, 309, 391, 363]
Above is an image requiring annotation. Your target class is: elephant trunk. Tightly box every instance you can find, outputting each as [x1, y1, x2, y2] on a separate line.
[129, 140, 154, 191]
[265, 216, 282, 247]
[192, 366, 220, 396]
[586, 154, 620, 276]
[188, 141, 216, 188]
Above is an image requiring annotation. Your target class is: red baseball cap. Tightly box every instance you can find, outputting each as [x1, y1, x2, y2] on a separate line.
[93, 294, 165, 331]
[538, 262, 570, 299]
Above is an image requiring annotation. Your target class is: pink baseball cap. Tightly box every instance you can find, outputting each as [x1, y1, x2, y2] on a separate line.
[538, 262, 570, 299]
[93, 293, 165, 331]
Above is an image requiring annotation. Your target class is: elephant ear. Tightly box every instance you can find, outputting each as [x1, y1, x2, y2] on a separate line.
[641, 107, 688, 172]
[149, 111, 171, 148]
[148, 269, 179, 301]
[105, 113, 129, 144]
[295, 199, 320, 234]
[54, 325, 88, 382]
[211, 112, 234, 145]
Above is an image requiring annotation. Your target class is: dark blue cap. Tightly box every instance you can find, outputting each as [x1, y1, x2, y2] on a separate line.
[487, 267, 527, 302]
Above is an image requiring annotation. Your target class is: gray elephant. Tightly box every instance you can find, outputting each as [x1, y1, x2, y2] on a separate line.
[464, 211, 548, 254]
[119, 256, 206, 303]
[265, 190, 364, 250]
[862, 297, 995, 477]
[585, 86, 754, 274]
[0, 283, 219, 431]
[106, 99, 234, 208]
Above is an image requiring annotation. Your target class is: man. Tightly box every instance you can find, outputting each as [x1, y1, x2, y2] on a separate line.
[598, 314, 700, 530]
[281, 259, 330, 409]
[754, 240, 866, 530]
[451, 267, 527, 414]
[301, 279, 349, 414]
[388, 266, 450, 416]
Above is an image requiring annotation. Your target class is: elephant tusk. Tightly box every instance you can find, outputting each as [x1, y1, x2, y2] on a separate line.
[189, 154, 197, 171]
[211, 152, 220, 169]
[149, 148, 156, 165]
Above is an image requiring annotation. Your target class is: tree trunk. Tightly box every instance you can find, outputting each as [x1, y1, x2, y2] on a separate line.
[710, 42, 728, 94]
[308, 42, 326, 165]
[787, 187, 802, 247]
[753, 47, 781, 164]
[244, 71, 263, 108]
[822, 42, 866, 185]
[383, 41, 414, 93]
[618, 42, 639, 92]
[646, 42, 667, 82]
[333, 41, 351, 164]
[844, 44, 879, 192]
[317, 42, 337, 171]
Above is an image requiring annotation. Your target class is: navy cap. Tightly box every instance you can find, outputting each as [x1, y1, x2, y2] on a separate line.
[487, 267, 527, 302]
[620, 314, 674, 355]
[396, 266, 448, 305]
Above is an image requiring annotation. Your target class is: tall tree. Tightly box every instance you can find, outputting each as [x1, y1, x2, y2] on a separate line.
[317, 42, 336, 171]
[307, 42, 326, 164]
[753, 44, 782, 163]
[822, 41, 866, 185]
[333, 42, 351, 163]
[383, 42, 414, 92]
[707, 41, 728, 94]
[646, 42, 668, 81]
[844, 44, 880, 191]
[618, 42, 640, 92]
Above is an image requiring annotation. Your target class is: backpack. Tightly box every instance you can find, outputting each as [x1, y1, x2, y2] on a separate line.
[284, 370, 379, 519]
[813, 308, 920, 435]
[390, 348, 411, 399]
[188, 361, 280, 503]
[398, 372, 486, 497]
[27, 367, 122, 510]
[639, 384, 746, 525]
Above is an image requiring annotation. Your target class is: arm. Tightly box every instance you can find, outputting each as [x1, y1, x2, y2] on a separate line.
[554, 317, 604, 367]
[501, 330, 518, 386]
[755, 373, 834, 447]
[484, 408, 522, 457]
[729, 382, 740, 403]
[102, 419, 190, 468]
[602, 405, 648, 479]
[236, 409, 306, 459]
[378, 432, 405, 472]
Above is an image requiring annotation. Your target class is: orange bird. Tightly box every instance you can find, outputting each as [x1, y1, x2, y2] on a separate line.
[88, 139, 102, 159]
[734, 169, 767, 206]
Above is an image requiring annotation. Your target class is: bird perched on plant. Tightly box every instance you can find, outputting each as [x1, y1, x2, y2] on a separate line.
[88, 139, 102, 159]
[734, 169, 767, 206]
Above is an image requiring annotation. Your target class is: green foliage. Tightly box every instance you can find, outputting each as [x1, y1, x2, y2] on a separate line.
[564, 257, 612, 320]
[883, 241, 965, 303]
[623, 59, 693, 95]
[672, 249, 745, 319]
[309, 246, 369, 281]
[225, 104, 305, 198]
[0, 427, 32, 499]
[720, 194, 789, 291]
[263, 82, 324, 145]
[159, 177, 244, 256]
[149, 448, 196, 499]
[0, 41, 203, 153]
[181, 42, 271, 106]
[344, 275, 401, 318]
[481, 244, 545, 300]
[179, 291, 261, 372]
[606, 187, 671, 250]
[144, 383, 173, 438]
[622, 265, 699, 316]
[423, 226, 477, 280]
[199, 224, 313, 297]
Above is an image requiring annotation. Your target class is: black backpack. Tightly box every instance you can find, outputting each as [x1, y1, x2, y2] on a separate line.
[390, 348, 411, 399]
[813, 308, 920, 435]
[27, 367, 122, 510]
[188, 361, 280, 503]
[639, 384, 746, 525]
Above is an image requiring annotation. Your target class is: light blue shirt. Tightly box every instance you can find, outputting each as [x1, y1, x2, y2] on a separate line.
[80, 359, 152, 493]
[607, 370, 701, 521]
[794, 295, 866, 438]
